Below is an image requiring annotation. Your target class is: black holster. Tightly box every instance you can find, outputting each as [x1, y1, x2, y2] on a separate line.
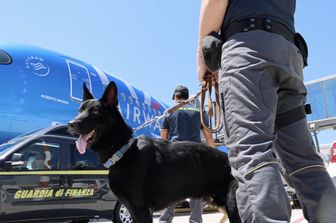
[294, 32, 308, 67]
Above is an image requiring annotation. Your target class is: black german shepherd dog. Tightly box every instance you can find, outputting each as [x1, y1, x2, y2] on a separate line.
[68, 81, 241, 223]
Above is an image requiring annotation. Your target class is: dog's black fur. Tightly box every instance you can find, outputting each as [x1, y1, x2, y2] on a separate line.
[68, 81, 241, 223]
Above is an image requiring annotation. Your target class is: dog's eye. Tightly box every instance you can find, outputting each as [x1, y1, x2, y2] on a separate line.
[92, 108, 100, 116]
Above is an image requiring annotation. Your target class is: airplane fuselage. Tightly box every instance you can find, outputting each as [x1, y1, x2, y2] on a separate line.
[0, 44, 168, 143]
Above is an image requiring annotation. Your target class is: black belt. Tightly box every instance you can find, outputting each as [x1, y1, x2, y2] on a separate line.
[223, 18, 295, 43]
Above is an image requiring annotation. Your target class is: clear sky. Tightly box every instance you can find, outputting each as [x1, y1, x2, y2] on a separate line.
[1, 0, 336, 145]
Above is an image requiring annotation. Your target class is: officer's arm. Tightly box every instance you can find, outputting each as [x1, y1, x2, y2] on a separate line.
[160, 129, 169, 140]
[202, 128, 215, 147]
[197, 0, 228, 82]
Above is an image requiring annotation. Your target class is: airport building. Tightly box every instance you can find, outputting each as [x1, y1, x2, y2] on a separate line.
[306, 74, 336, 158]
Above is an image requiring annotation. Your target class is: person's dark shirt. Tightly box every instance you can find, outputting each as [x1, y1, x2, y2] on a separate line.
[221, 0, 296, 34]
[161, 103, 203, 143]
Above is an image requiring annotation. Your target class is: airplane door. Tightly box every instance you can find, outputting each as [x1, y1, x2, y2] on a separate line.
[66, 60, 92, 101]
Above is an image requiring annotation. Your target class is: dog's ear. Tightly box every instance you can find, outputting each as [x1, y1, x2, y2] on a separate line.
[101, 81, 118, 108]
[83, 82, 94, 101]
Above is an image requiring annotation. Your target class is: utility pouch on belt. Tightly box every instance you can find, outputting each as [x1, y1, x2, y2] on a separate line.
[294, 32, 308, 67]
[201, 32, 224, 72]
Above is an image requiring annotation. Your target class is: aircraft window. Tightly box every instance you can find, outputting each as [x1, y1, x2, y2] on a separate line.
[142, 103, 146, 111]
[70, 144, 105, 170]
[12, 140, 60, 171]
[135, 100, 140, 107]
[128, 96, 133, 105]
[0, 49, 12, 64]
[153, 108, 157, 115]
[147, 105, 152, 113]
[120, 93, 126, 102]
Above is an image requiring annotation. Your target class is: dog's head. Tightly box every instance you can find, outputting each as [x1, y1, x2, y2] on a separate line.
[68, 81, 132, 158]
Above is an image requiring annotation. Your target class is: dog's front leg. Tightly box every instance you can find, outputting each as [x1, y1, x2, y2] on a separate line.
[130, 207, 152, 223]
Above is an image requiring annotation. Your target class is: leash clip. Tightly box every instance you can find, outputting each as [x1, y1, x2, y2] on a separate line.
[104, 153, 123, 168]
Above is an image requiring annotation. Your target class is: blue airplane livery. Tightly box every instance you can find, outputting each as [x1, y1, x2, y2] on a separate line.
[0, 44, 169, 144]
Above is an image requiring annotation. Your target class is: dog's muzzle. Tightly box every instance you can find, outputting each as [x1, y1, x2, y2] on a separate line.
[68, 120, 79, 135]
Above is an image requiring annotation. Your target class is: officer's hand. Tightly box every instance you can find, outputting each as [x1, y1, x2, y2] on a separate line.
[211, 71, 219, 82]
[197, 51, 219, 83]
[201, 71, 219, 85]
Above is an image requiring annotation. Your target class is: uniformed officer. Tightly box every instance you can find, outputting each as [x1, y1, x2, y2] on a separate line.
[197, 1, 336, 222]
[159, 85, 214, 223]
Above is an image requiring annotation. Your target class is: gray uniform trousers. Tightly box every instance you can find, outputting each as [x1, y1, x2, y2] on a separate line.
[159, 198, 203, 223]
[220, 30, 336, 223]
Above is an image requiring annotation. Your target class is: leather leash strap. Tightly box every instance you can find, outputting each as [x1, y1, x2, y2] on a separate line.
[165, 91, 202, 114]
[200, 74, 221, 133]
[157, 74, 221, 133]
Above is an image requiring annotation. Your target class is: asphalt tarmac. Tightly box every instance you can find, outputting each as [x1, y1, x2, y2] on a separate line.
[90, 209, 306, 223]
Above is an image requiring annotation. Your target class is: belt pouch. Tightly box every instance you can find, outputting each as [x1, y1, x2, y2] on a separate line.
[294, 32, 308, 67]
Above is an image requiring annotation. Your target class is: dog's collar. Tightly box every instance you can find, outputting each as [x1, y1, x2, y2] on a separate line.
[103, 138, 135, 168]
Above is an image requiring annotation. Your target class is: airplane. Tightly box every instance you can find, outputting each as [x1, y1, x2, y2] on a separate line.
[0, 43, 169, 144]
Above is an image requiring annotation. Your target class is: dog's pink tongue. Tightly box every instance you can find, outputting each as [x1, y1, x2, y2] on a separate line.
[76, 134, 89, 154]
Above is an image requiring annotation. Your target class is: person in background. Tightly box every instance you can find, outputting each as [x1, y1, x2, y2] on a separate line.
[159, 85, 214, 223]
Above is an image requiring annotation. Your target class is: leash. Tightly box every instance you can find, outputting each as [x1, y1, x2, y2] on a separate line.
[133, 74, 221, 133]
[132, 91, 203, 132]
[103, 138, 136, 168]
[200, 73, 221, 133]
